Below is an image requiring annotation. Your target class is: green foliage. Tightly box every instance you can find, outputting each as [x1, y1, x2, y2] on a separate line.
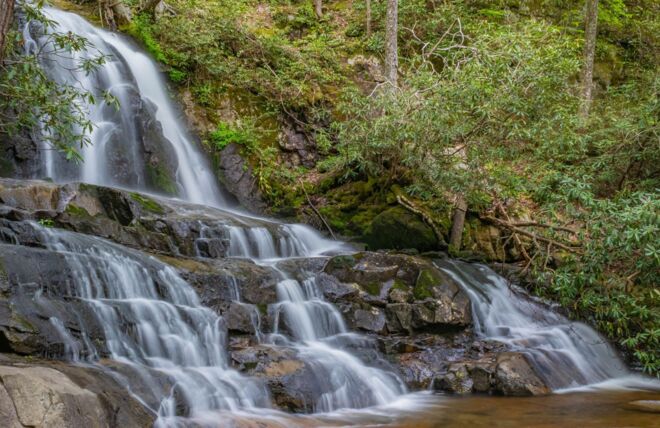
[37, 218, 55, 228]
[541, 192, 659, 375]
[125, 13, 166, 63]
[0, 1, 113, 161]
[208, 122, 253, 151]
[328, 19, 580, 209]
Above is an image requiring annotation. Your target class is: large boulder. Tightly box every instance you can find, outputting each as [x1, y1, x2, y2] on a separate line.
[231, 345, 318, 412]
[322, 253, 471, 334]
[363, 206, 441, 251]
[493, 352, 551, 396]
[0, 362, 153, 428]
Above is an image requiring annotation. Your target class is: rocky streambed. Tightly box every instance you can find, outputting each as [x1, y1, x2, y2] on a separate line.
[0, 178, 573, 426]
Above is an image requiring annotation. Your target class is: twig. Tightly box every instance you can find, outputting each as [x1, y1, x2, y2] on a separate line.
[299, 179, 336, 240]
[484, 215, 582, 254]
[396, 194, 445, 245]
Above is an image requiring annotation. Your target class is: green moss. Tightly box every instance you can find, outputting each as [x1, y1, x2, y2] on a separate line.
[326, 255, 356, 271]
[11, 313, 35, 333]
[413, 269, 438, 300]
[256, 303, 268, 315]
[65, 204, 91, 218]
[130, 193, 165, 214]
[392, 278, 409, 291]
[146, 164, 177, 195]
[362, 281, 382, 296]
[364, 206, 439, 252]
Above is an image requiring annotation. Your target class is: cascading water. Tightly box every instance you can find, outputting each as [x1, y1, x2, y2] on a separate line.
[24, 7, 226, 206]
[222, 228, 406, 412]
[13, 3, 659, 427]
[33, 223, 270, 424]
[437, 260, 630, 390]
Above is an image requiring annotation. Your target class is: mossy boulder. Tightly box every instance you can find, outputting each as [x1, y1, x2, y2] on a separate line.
[363, 206, 439, 252]
[322, 252, 471, 333]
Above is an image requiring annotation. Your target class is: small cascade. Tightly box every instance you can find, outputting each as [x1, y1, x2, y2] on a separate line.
[226, 224, 344, 260]
[226, 231, 406, 412]
[269, 274, 406, 412]
[437, 260, 629, 390]
[33, 224, 270, 423]
[24, 7, 226, 206]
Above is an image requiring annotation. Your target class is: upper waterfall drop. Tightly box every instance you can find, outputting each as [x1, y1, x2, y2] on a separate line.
[25, 7, 227, 207]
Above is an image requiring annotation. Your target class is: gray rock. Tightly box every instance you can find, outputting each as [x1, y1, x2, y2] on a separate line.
[494, 353, 551, 396]
[353, 306, 386, 333]
[217, 143, 267, 213]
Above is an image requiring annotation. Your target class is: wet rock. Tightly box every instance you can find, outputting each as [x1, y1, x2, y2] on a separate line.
[494, 353, 550, 396]
[139, 98, 179, 195]
[0, 117, 40, 180]
[0, 178, 282, 259]
[0, 244, 109, 357]
[323, 252, 471, 334]
[385, 303, 413, 334]
[434, 365, 474, 394]
[217, 143, 267, 213]
[352, 306, 386, 333]
[231, 345, 316, 412]
[226, 302, 261, 334]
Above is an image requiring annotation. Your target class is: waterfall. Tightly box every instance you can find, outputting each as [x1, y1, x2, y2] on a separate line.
[12, 4, 657, 426]
[34, 223, 270, 423]
[437, 260, 630, 390]
[24, 7, 226, 206]
[227, 234, 407, 412]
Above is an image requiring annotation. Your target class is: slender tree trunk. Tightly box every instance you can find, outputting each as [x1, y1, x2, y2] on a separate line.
[579, 0, 599, 119]
[313, 0, 323, 18]
[449, 195, 467, 252]
[100, 0, 132, 30]
[384, 0, 398, 87]
[0, 0, 14, 61]
[366, 0, 371, 37]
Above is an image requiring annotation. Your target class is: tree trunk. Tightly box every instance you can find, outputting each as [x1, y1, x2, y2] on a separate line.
[313, 0, 323, 18]
[449, 195, 467, 252]
[579, 0, 599, 119]
[0, 0, 14, 61]
[100, 0, 132, 30]
[366, 0, 371, 37]
[384, 0, 398, 88]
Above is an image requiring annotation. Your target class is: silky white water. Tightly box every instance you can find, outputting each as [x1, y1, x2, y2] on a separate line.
[437, 260, 630, 390]
[36, 224, 270, 422]
[24, 7, 226, 206]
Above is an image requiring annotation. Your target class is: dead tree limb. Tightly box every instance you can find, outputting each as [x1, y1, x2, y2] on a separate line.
[396, 194, 445, 245]
[299, 179, 336, 240]
[484, 215, 582, 255]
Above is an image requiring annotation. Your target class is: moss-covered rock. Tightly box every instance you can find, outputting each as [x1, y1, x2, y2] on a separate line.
[363, 206, 439, 252]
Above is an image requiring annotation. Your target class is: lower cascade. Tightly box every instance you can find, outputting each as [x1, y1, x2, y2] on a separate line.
[437, 260, 629, 390]
[0, 3, 656, 428]
[36, 223, 271, 420]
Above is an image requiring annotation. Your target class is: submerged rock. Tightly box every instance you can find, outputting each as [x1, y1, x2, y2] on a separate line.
[627, 400, 660, 414]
